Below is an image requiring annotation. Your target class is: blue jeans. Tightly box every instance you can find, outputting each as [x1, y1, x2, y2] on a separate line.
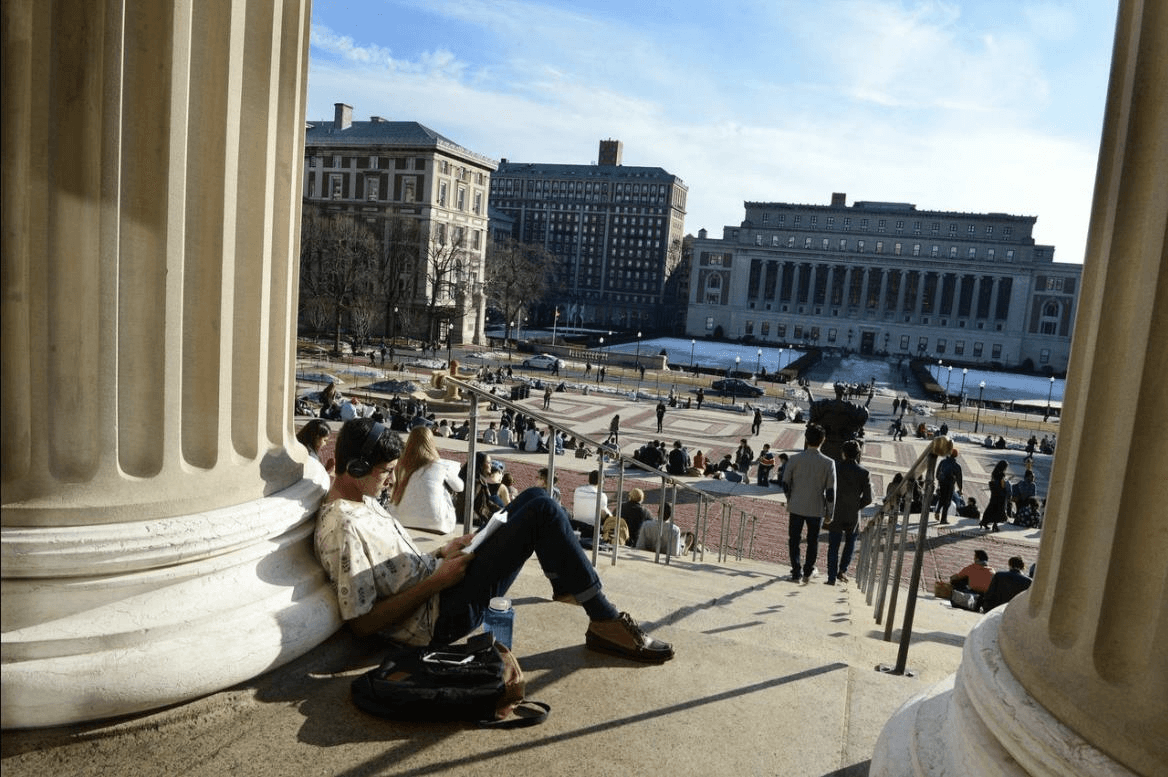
[826, 527, 857, 581]
[431, 488, 602, 645]
[788, 513, 823, 578]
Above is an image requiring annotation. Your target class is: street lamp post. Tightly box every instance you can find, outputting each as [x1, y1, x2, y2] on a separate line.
[735, 355, 741, 377]
[974, 381, 987, 433]
[551, 307, 559, 347]
[945, 365, 953, 399]
[636, 331, 643, 389]
[778, 347, 784, 381]
[690, 338, 696, 369]
[1046, 376, 1055, 421]
[509, 320, 515, 361]
[597, 337, 604, 384]
[390, 306, 398, 363]
[756, 348, 763, 378]
[960, 368, 968, 407]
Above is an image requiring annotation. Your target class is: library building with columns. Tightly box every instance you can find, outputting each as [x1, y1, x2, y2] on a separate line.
[687, 193, 1082, 373]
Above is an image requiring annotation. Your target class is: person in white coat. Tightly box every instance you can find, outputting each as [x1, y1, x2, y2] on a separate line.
[388, 426, 463, 534]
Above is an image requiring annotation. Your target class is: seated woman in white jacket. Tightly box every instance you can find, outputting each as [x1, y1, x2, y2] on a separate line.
[388, 426, 463, 534]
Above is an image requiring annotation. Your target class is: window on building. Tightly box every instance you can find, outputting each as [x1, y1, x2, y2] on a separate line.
[895, 220, 904, 231]
[761, 321, 770, 336]
[950, 246, 959, 258]
[804, 237, 812, 248]
[439, 181, 448, 207]
[936, 339, 946, 354]
[827, 216, 835, 228]
[986, 225, 994, 235]
[973, 342, 984, 357]
[894, 243, 903, 255]
[900, 335, 910, 351]
[793, 215, 801, 226]
[878, 219, 887, 232]
[839, 239, 847, 251]
[1039, 349, 1051, 364]
[918, 336, 929, 352]
[987, 248, 995, 261]
[1006, 249, 1015, 261]
[967, 225, 976, 234]
[330, 175, 343, 199]
[843, 217, 851, 230]
[777, 323, 786, 337]
[968, 247, 977, 259]
[876, 241, 884, 254]
[756, 234, 763, 245]
[772, 235, 781, 246]
[474, 191, 482, 214]
[857, 240, 865, 252]
[787, 236, 796, 247]
[705, 316, 714, 330]
[827, 328, 837, 343]
[365, 178, 378, 201]
[793, 325, 804, 340]
[955, 340, 965, 355]
[913, 244, 921, 256]
[992, 344, 1002, 359]
[949, 223, 958, 234]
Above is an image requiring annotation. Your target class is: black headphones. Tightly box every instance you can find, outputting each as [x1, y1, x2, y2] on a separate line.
[345, 421, 387, 478]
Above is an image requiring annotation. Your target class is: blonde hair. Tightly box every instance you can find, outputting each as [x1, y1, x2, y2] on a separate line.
[627, 487, 644, 503]
[390, 426, 440, 504]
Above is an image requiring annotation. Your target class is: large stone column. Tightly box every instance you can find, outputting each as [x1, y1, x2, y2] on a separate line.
[1, 0, 335, 728]
[872, 2, 1167, 774]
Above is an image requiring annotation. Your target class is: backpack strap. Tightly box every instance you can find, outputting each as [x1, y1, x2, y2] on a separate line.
[478, 700, 551, 729]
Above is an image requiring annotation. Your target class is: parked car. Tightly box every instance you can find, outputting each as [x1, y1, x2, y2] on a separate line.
[522, 354, 565, 371]
[712, 377, 764, 397]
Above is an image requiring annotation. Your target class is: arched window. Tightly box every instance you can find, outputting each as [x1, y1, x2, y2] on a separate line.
[1040, 300, 1061, 335]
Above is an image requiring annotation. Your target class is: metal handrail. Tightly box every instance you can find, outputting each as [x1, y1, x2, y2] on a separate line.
[856, 437, 953, 675]
[443, 374, 772, 567]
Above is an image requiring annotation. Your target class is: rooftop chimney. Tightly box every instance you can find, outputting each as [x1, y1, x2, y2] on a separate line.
[831, 192, 847, 207]
[334, 103, 353, 130]
[598, 139, 623, 166]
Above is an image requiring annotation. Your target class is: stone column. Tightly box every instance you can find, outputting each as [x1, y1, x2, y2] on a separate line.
[1, 0, 333, 728]
[872, 1, 1167, 773]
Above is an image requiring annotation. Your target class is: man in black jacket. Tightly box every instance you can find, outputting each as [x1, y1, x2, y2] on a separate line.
[824, 440, 872, 585]
[981, 556, 1032, 611]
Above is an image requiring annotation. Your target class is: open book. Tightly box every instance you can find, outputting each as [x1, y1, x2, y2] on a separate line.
[464, 509, 508, 554]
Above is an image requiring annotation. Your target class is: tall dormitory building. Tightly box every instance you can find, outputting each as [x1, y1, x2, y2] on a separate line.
[303, 103, 497, 346]
[489, 140, 688, 332]
[687, 193, 1082, 372]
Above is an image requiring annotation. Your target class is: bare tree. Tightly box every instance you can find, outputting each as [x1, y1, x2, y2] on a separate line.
[299, 208, 380, 354]
[420, 223, 473, 349]
[374, 215, 422, 345]
[484, 237, 554, 342]
[349, 292, 379, 350]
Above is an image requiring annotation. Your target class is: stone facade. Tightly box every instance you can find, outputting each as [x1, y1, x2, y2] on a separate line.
[303, 104, 497, 346]
[490, 140, 689, 332]
[687, 194, 1081, 373]
[1, 0, 333, 727]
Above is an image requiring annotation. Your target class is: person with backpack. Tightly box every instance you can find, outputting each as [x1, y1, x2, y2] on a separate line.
[314, 419, 674, 663]
[734, 438, 754, 481]
[934, 448, 963, 524]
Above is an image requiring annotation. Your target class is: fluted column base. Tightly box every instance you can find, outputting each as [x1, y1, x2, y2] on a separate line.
[871, 608, 1136, 777]
[1, 462, 333, 729]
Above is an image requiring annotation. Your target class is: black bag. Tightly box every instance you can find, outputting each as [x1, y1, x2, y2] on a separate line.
[351, 633, 549, 728]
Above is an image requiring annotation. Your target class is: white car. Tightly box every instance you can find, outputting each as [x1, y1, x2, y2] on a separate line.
[522, 354, 565, 371]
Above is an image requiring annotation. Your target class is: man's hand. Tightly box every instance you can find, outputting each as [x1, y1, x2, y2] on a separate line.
[431, 551, 474, 588]
[438, 533, 474, 560]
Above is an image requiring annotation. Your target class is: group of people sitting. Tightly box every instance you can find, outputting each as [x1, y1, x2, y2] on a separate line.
[947, 549, 1033, 613]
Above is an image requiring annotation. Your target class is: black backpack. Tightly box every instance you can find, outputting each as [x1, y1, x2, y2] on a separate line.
[351, 633, 549, 728]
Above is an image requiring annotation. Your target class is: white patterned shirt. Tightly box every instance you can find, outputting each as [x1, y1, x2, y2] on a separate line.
[314, 496, 439, 645]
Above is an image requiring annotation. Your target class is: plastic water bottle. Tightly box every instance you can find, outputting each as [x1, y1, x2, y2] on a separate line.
[483, 596, 514, 649]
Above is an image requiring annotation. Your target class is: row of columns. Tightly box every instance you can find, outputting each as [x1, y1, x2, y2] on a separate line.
[753, 261, 1009, 322]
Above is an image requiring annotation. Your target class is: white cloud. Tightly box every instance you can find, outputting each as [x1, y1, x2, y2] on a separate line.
[306, 0, 1114, 264]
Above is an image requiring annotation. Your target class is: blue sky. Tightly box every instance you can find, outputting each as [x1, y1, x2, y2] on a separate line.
[307, 0, 1118, 265]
